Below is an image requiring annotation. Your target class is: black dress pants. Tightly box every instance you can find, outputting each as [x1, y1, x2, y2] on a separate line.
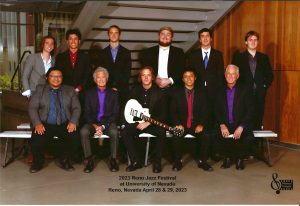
[30, 123, 77, 166]
[121, 123, 165, 163]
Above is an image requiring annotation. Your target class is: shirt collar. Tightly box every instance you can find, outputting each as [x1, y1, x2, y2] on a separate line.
[159, 45, 170, 51]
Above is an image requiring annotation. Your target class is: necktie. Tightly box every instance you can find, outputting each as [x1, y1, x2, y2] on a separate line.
[187, 90, 193, 128]
[204, 52, 208, 69]
[54, 90, 62, 125]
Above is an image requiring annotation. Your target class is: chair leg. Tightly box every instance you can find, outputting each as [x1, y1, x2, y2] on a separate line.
[2, 138, 9, 167]
[144, 137, 150, 166]
[265, 138, 273, 167]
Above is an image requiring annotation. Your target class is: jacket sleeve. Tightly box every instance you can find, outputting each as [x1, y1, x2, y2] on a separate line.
[69, 88, 81, 125]
[22, 54, 34, 91]
[262, 54, 274, 88]
[28, 85, 43, 127]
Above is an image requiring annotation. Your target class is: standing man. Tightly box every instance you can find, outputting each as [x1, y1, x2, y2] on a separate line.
[55, 28, 91, 96]
[28, 67, 81, 173]
[140, 26, 185, 89]
[187, 28, 224, 159]
[121, 66, 167, 173]
[80, 67, 119, 173]
[232, 31, 273, 130]
[170, 69, 211, 172]
[215, 65, 254, 170]
[99, 25, 131, 115]
[22, 35, 56, 97]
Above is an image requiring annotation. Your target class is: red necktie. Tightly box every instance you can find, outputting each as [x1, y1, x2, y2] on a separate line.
[187, 90, 193, 128]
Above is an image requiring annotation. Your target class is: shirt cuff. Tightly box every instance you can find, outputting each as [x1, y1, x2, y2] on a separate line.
[22, 90, 31, 97]
[168, 77, 174, 85]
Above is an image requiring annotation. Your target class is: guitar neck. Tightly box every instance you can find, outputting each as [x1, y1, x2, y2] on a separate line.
[141, 115, 171, 130]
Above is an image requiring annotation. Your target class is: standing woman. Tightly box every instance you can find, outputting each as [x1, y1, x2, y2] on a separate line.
[22, 35, 56, 97]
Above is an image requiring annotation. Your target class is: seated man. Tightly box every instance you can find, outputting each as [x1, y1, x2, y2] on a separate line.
[80, 67, 119, 173]
[215, 64, 254, 170]
[28, 67, 81, 173]
[170, 69, 211, 171]
[121, 66, 167, 173]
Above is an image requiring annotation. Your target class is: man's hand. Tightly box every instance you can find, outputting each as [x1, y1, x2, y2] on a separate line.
[233, 126, 243, 140]
[112, 87, 118, 91]
[195, 124, 204, 134]
[93, 124, 103, 136]
[67, 122, 77, 133]
[155, 77, 171, 88]
[220, 124, 230, 138]
[136, 122, 151, 130]
[35, 124, 45, 135]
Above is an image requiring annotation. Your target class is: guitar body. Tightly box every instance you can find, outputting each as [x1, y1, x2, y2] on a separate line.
[124, 99, 184, 137]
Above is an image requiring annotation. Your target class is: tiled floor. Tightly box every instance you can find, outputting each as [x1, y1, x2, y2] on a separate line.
[0, 144, 299, 204]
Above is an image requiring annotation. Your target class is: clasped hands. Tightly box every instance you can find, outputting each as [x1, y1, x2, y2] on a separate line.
[220, 124, 243, 139]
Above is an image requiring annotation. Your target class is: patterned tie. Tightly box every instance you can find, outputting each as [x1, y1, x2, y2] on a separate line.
[54, 90, 62, 125]
[187, 90, 193, 128]
[204, 52, 208, 69]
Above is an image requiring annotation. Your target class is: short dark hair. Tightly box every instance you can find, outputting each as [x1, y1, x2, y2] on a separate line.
[198, 28, 213, 38]
[66, 28, 81, 40]
[137, 66, 156, 83]
[46, 67, 63, 77]
[244, 30, 259, 41]
[108, 25, 121, 35]
[182, 68, 197, 77]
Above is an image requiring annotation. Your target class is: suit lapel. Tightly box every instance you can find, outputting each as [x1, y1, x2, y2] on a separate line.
[37, 53, 46, 76]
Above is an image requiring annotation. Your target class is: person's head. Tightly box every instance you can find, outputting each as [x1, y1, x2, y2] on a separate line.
[66, 28, 81, 51]
[245, 30, 259, 51]
[108, 25, 121, 43]
[93, 67, 109, 89]
[40, 35, 56, 55]
[138, 66, 155, 88]
[182, 69, 197, 89]
[158, 26, 174, 47]
[225, 64, 239, 88]
[46, 67, 63, 89]
[198, 28, 212, 48]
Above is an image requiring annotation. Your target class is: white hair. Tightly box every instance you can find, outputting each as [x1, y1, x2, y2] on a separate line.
[93, 67, 109, 81]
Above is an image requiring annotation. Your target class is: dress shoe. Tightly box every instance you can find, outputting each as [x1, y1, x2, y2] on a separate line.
[172, 160, 183, 171]
[152, 162, 162, 173]
[198, 160, 213, 171]
[126, 162, 142, 172]
[235, 159, 245, 170]
[29, 164, 43, 173]
[110, 158, 119, 172]
[84, 160, 94, 173]
[59, 159, 74, 171]
[221, 157, 231, 169]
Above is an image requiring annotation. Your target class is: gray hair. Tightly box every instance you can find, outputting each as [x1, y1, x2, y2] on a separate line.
[93, 67, 109, 81]
[225, 64, 239, 74]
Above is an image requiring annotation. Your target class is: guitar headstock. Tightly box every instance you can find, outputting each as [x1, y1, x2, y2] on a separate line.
[171, 127, 184, 137]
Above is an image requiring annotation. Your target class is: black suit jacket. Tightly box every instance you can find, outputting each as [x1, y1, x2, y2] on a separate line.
[170, 87, 208, 129]
[215, 83, 254, 132]
[187, 48, 224, 99]
[98, 45, 131, 95]
[126, 84, 167, 123]
[83, 87, 119, 129]
[55, 50, 91, 91]
[232, 50, 273, 91]
[140, 45, 185, 86]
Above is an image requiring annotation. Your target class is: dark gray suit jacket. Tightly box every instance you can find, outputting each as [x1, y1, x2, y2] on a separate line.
[22, 53, 55, 92]
[28, 84, 81, 127]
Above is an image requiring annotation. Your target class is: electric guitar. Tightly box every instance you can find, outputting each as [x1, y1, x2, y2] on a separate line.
[124, 99, 184, 137]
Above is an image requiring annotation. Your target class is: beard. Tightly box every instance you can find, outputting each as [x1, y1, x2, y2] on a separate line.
[159, 41, 171, 47]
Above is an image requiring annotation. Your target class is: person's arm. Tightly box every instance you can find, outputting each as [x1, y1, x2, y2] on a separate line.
[21, 54, 34, 96]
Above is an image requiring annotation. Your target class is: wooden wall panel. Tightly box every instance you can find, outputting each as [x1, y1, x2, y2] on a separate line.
[212, 1, 300, 144]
